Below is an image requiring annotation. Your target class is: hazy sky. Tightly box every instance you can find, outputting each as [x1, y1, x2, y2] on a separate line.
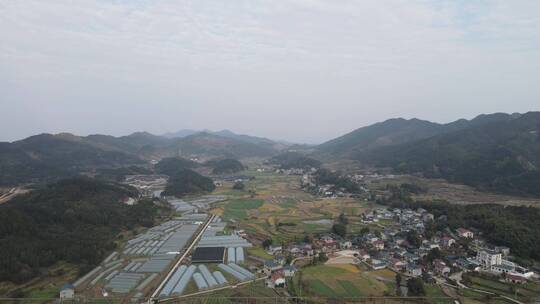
[1, 1, 539, 143]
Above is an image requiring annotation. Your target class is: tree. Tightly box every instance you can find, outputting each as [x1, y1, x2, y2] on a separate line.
[406, 230, 421, 248]
[424, 220, 437, 239]
[332, 223, 347, 237]
[262, 238, 273, 249]
[395, 273, 402, 287]
[462, 273, 473, 286]
[338, 213, 348, 225]
[318, 252, 328, 263]
[426, 248, 442, 263]
[407, 278, 426, 296]
[360, 227, 370, 235]
[286, 255, 293, 264]
[232, 181, 245, 190]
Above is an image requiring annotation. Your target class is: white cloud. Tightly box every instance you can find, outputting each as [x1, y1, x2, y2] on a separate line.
[0, 0, 539, 143]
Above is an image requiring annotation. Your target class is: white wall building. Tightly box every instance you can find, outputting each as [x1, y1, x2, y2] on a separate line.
[477, 249, 502, 269]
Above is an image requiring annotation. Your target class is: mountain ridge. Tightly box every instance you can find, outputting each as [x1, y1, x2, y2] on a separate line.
[317, 111, 540, 196]
[315, 112, 519, 159]
[0, 131, 286, 186]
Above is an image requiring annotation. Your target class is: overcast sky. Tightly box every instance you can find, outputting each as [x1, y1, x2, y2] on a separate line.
[1, 1, 539, 143]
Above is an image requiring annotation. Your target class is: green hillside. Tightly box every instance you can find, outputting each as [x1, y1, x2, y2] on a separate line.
[0, 178, 162, 284]
[161, 168, 215, 197]
[315, 113, 516, 159]
[207, 158, 245, 175]
[0, 134, 143, 186]
[361, 112, 540, 196]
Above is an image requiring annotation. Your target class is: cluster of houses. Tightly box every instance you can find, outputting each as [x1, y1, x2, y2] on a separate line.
[213, 175, 255, 187]
[300, 173, 366, 199]
[259, 206, 536, 290]
[261, 260, 297, 288]
[276, 168, 314, 175]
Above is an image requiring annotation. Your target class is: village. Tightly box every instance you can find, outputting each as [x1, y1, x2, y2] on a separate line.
[229, 166, 540, 302]
[257, 205, 536, 292]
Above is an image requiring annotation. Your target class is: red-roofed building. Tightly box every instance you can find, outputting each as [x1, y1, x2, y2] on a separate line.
[505, 273, 527, 284]
[266, 270, 286, 288]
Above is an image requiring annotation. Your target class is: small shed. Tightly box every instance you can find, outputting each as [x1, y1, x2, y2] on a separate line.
[59, 283, 75, 300]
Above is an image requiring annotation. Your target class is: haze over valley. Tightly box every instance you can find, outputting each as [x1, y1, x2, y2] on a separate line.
[1, 1, 540, 303]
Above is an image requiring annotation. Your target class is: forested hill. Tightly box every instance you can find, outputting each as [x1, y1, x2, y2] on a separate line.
[0, 130, 288, 186]
[315, 113, 517, 159]
[155, 157, 215, 197]
[155, 157, 200, 176]
[162, 168, 215, 197]
[206, 158, 245, 175]
[360, 112, 540, 196]
[0, 134, 143, 186]
[0, 178, 163, 285]
[170, 132, 276, 158]
[315, 118, 442, 159]
[269, 151, 321, 169]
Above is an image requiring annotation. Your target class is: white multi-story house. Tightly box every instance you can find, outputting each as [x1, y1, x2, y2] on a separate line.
[477, 249, 502, 269]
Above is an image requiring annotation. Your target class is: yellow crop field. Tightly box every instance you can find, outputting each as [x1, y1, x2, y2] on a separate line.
[328, 264, 361, 273]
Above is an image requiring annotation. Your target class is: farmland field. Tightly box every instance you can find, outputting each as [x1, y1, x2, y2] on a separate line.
[467, 274, 540, 302]
[211, 170, 373, 245]
[291, 264, 391, 298]
[222, 199, 264, 220]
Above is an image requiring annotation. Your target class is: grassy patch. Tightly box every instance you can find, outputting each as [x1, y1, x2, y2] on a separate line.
[279, 198, 297, 209]
[303, 223, 330, 233]
[338, 280, 362, 296]
[247, 247, 273, 260]
[301, 265, 347, 276]
[308, 280, 337, 297]
[223, 199, 264, 220]
[424, 284, 450, 304]
[296, 265, 389, 298]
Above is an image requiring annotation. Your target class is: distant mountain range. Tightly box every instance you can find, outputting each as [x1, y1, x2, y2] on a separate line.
[0, 130, 291, 186]
[3, 113, 540, 197]
[163, 129, 289, 146]
[315, 112, 540, 196]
